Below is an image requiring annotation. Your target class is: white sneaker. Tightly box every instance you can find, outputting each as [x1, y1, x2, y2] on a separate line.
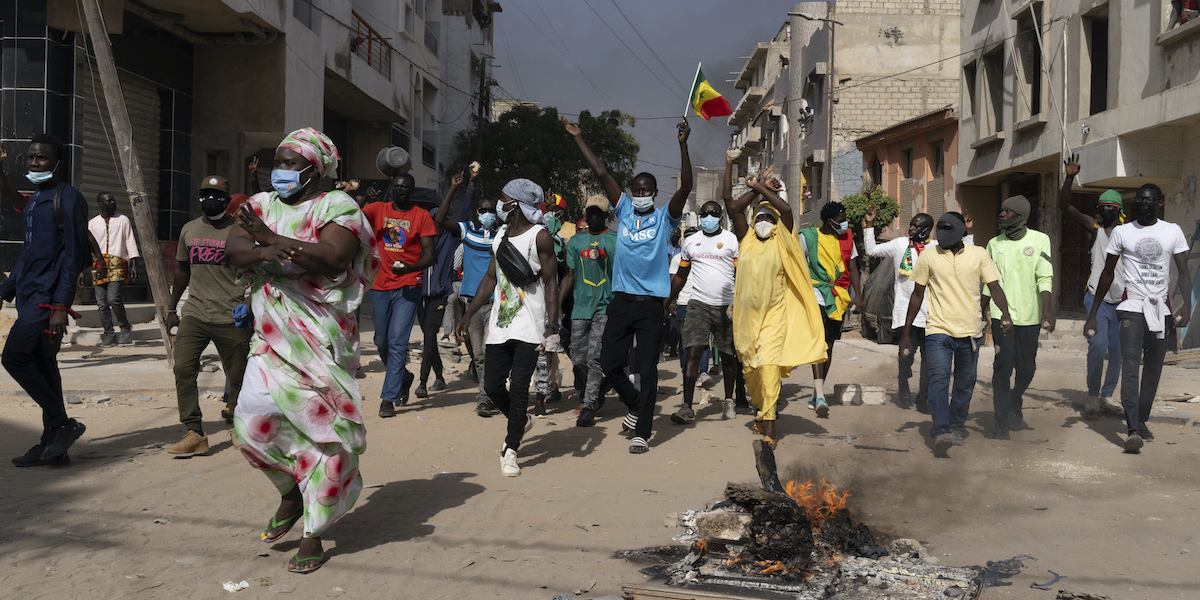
[501, 446, 520, 477]
[524, 413, 534, 434]
[1101, 396, 1123, 413]
[696, 372, 714, 389]
[722, 398, 736, 420]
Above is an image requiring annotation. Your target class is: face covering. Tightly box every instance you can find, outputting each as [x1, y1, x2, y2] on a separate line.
[586, 213, 607, 232]
[101, 200, 117, 215]
[1097, 206, 1120, 227]
[700, 215, 721, 233]
[1135, 200, 1158, 221]
[936, 215, 966, 248]
[754, 221, 776, 239]
[271, 166, 311, 198]
[999, 195, 1031, 239]
[832, 220, 849, 235]
[200, 197, 229, 219]
[478, 212, 497, 229]
[497, 201, 513, 223]
[909, 226, 932, 244]
[631, 194, 655, 212]
[26, 170, 54, 185]
[545, 213, 561, 232]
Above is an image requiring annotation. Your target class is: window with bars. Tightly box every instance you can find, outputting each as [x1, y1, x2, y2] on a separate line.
[351, 10, 393, 81]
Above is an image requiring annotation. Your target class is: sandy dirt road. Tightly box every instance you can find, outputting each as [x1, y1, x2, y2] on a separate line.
[1, 334, 1198, 599]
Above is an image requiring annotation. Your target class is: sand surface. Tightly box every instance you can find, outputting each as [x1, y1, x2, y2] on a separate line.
[1, 334, 1198, 599]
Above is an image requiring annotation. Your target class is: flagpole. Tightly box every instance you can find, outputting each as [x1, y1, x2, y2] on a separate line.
[685, 62, 702, 118]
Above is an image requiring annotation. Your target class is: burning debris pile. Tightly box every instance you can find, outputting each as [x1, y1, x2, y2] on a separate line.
[659, 441, 982, 599]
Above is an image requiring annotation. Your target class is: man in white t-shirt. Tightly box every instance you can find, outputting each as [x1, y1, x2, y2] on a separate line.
[863, 208, 974, 413]
[1087, 183, 1193, 454]
[667, 201, 740, 424]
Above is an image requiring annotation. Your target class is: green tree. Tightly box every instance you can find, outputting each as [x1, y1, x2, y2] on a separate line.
[445, 106, 639, 220]
[842, 188, 900, 229]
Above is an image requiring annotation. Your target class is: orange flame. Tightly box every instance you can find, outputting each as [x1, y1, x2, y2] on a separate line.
[783, 478, 851, 525]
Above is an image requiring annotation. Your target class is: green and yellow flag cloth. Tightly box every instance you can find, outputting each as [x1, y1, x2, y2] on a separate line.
[688, 65, 733, 121]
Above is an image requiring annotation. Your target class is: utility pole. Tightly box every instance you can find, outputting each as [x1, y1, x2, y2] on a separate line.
[474, 56, 489, 161]
[79, 0, 175, 365]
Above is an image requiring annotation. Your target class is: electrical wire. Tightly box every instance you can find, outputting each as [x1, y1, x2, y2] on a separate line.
[579, 0, 684, 102]
[506, 0, 620, 111]
[609, 0, 690, 92]
[495, 18, 529, 100]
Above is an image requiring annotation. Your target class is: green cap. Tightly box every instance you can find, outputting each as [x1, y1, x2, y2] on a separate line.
[1098, 189, 1122, 207]
[199, 175, 229, 194]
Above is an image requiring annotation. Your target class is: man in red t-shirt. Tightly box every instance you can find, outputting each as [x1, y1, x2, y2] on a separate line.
[363, 172, 436, 418]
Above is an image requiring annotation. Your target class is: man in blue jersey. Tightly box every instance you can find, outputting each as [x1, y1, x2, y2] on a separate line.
[564, 115, 692, 454]
[432, 166, 498, 417]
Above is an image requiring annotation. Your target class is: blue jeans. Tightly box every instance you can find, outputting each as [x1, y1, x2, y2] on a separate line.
[1084, 292, 1121, 398]
[925, 334, 979, 437]
[675, 304, 710, 373]
[371, 286, 422, 401]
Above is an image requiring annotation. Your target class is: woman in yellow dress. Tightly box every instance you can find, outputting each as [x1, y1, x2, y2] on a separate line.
[723, 154, 827, 444]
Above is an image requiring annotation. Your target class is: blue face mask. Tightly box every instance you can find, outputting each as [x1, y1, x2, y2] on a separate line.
[833, 220, 849, 235]
[700, 215, 721, 233]
[631, 194, 655, 212]
[497, 201, 513, 223]
[26, 170, 54, 184]
[478, 212, 497, 229]
[272, 166, 312, 198]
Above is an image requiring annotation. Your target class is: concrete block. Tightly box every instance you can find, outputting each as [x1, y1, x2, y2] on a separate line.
[833, 383, 888, 406]
[695, 510, 752, 542]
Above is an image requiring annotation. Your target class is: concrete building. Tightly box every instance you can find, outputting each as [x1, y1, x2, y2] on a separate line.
[437, 0, 500, 189]
[0, 0, 501, 280]
[854, 106, 959, 239]
[728, 22, 792, 212]
[787, 0, 960, 223]
[957, 0, 1200, 338]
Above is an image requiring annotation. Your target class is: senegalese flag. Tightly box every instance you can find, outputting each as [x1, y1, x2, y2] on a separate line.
[688, 64, 733, 121]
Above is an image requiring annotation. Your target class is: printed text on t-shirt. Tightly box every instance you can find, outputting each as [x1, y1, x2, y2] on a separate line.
[188, 238, 227, 266]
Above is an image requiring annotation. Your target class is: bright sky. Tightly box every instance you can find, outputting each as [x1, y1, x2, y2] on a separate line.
[491, 0, 802, 191]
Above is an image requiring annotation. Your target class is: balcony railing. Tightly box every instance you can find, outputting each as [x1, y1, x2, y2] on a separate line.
[351, 10, 392, 81]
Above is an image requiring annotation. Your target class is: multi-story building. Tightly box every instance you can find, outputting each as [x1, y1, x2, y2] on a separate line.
[437, 0, 500, 186]
[728, 22, 792, 212]
[787, 0, 960, 223]
[0, 0, 500, 278]
[957, 1, 1200, 336]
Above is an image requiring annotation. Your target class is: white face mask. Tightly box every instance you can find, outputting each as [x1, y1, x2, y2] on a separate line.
[26, 170, 54, 184]
[497, 201, 513, 223]
[631, 194, 655, 212]
[755, 221, 776, 239]
[834, 220, 849, 235]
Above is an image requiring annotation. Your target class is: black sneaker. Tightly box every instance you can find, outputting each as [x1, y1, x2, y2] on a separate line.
[992, 428, 1010, 440]
[398, 371, 415, 406]
[41, 419, 85, 460]
[1123, 432, 1143, 453]
[13, 446, 70, 467]
[475, 399, 495, 418]
[531, 399, 546, 416]
[897, 388, 912, 409]
[576, 406, 596, 427]
[546, 389, 563, 404]
[1138, 424, 1155, 442]
[378, 400, 396, 418]
[414, 383, 428, 399]
[914, 401, 931, 415]
[1010, 413, 1030, 430]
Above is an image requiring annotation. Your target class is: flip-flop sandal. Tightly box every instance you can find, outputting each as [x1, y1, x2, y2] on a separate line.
[750, 421, 766, 436]
[287, 553, 327, 575]
[262, 510, 304, 543]
[629, 437, 649, 454]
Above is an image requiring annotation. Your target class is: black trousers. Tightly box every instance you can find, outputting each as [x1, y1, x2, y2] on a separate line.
[991, 321, 1040, 430]
[417, 295, 448, 384]
[1118, 311, 1169, 434]
[2, 311, 67, 444]
[600, 292, 666, 440]
[896, 326, 930, 408]
[484, 339, 539, 451]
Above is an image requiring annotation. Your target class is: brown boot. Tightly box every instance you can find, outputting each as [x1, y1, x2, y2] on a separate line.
[168, 431, 209, 457]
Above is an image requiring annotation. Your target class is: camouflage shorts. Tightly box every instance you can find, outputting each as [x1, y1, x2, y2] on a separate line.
[682, 300, 734, 355]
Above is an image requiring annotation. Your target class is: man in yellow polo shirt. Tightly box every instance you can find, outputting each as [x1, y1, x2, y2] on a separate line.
[982, 195, 1055, 439]
[901, 212, 1013, 458]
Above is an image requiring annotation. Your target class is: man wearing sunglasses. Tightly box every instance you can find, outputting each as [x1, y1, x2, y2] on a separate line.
[432, 166, 498, 416]
[666, 201, 739, 424]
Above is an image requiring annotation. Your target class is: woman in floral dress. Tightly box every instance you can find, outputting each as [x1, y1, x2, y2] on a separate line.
[226, 128, 379, 574]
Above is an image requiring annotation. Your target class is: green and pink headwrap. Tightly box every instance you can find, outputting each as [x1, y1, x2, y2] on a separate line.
[278, 127, 340, 177]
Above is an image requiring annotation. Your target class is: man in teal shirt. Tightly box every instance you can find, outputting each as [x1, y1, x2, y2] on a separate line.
[561, 196, 618, 424]
[982, 194, 1055, 439]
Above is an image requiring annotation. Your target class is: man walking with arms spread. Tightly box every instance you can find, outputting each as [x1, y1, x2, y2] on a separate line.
[799, 202, 863, 418]
[564, 115, 693, 454]
[1059, 154, 1125, 416]
[0, 136, 89, 467]
[902, 213, 1013, 458]
[88, 191, 139, 347]
[364, 172, 437, 418]
[1086, 184, 1192, 453]
[563, 195, 617, 427]
[165, 176, 252, 456]
[983, 195, 1055, 439]
[456, 179, 559, 476]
